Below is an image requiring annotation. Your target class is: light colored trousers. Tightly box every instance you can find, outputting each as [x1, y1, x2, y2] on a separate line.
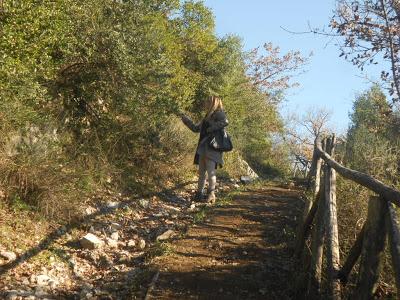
[198, 155, 216, 193]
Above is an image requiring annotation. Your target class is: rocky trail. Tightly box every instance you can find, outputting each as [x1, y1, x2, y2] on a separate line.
[147, 185, 303, 300]
[0, 181, 303, 300]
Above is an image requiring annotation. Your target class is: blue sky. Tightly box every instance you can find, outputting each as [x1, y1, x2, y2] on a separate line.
[203, 0, 383, 133]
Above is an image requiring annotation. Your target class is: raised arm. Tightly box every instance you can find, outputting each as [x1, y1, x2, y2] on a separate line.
[206, 110, 229, 133]
[181, 115, 202, 133]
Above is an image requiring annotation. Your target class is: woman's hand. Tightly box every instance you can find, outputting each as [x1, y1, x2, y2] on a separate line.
[181, 114, 202, 133]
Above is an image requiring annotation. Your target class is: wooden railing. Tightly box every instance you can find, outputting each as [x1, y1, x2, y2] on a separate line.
[292, 154, 312, 178]
[295, 135, 400, 299]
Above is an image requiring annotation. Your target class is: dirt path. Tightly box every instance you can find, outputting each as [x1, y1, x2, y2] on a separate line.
[148, 184, 303, 300]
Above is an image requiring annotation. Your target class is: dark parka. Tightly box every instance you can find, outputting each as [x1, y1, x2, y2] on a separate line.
[182, 109, 229, 168]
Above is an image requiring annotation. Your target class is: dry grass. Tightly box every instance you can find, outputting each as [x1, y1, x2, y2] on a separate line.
[0, 117, 196, 221]
[336, 178, 397, 298]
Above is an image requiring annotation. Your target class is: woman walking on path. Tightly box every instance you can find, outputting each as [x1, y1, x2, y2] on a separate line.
[180, 96, 229, 203]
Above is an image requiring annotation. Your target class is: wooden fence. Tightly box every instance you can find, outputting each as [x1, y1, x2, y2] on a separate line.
[292, 154, 311, 178]
[295, 135, 400, 299]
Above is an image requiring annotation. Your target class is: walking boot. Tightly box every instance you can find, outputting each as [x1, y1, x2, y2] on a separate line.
[193, 190, 204, 202]
[207, 191, 216, 204]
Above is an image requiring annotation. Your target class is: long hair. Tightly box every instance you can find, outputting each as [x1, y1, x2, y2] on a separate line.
[205, 96, 223, 120]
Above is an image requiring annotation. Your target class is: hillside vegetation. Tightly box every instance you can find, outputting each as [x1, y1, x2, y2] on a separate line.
[0, 0, 307, 220]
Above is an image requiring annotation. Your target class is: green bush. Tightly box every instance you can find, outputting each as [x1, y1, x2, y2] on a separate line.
[0, 0, 294, 219]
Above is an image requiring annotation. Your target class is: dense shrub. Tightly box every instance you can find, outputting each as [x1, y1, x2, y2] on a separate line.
[0, 0, 301, 219]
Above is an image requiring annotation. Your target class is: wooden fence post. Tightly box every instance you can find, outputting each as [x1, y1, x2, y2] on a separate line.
[302, 134, 400, 298]
[307, 181, 326, 298]
[354, 196, 387, 299]
[295, 191, 321, 258]
[308, 138, 329, 298]
[295, 183, 324, 298]
[304, 141, 323, 220]
[307, 146, 318, 187]
[385, 201, 400, 296]
[325, 135, 341, 299]
[315, 138, 326, 195]
[312, 156, 322, 205]
[303, 165, 308, 178]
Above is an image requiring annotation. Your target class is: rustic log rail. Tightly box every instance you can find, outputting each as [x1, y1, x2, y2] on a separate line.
[295, 135, 400, 299]
[293, 154, 312, 179]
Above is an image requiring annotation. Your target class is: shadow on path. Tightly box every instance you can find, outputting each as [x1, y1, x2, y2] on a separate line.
[148, 185, 303, 300]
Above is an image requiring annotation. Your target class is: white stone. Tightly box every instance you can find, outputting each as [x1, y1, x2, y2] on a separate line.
[106, 238, 118, 248]
[48, 280, 57, 289]
[36, 274, 51, 286]
[68, 258, 76, 267]
[240, 176, 253, 185]
[163, 204, 181, 212]
[110, 223, 121, 231]
[106, 201, 119, 209]
[80, 233, 104, 249]
[138, 239, 146, 249]
[127, 240, 136, 247]
[0, 250, 17, 261]
[85, 206, 96, 215]
[138, 199, 150, 208]
[30, 274, 36, 284]
[238, 158, 259, 179]
[156, 229, 176, 241]
[110, 232, 119, 241]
